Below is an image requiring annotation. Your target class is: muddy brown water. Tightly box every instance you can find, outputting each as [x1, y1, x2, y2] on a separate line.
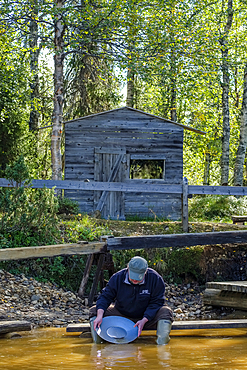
[1, 328, 247, 369]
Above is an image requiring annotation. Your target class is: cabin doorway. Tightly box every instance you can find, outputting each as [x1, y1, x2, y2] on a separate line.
[94, 148, 128, 219]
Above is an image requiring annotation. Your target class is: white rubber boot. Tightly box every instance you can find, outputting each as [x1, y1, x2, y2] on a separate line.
[156, 320, 172, 345]
[90, 316, 103, 344]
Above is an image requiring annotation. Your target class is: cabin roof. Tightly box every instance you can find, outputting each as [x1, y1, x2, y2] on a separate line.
[64, 106, 206, 135]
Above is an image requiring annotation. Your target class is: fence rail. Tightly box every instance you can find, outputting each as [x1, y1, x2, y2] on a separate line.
[1, 177, 247, 232]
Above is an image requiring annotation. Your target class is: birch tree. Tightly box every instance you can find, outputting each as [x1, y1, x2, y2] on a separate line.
[219, 0, 233, 185]
[234, 63, 247, 185]
[29, 0, 41, 132]
[51, 0, 65, 181]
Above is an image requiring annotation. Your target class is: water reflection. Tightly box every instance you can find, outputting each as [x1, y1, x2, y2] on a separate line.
[0, 328, 247, 370]
[91, 343, 150, 369]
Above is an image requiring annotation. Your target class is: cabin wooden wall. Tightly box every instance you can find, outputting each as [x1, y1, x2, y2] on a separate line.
[64, 108, 183, 220]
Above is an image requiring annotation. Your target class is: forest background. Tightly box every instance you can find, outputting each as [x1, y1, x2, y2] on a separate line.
[0, 0, 247, 290]
[0, 0, 247, 187]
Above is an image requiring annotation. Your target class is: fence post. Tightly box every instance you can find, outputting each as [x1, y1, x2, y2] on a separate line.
[182, 177, 189, 232]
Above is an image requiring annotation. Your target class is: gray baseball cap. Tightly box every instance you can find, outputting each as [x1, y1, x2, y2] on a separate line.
[128, 256, 148, 281]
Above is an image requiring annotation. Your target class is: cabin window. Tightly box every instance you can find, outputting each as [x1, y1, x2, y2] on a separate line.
[129, 159, 165, 179]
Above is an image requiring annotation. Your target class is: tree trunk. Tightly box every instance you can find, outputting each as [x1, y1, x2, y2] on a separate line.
[126, 68, 134, 107]
[29, 3, 40, 132]
[203, 152, 211, 185]
[170, 46, 177, 122]
[170, 80, 177, 122]
[234, 62, 247, 185]
[126, 0, 137, 108]
[220, 0, 233, 186]
[51, 0, 65, 181]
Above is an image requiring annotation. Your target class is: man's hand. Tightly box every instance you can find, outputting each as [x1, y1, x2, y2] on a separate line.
[134, 317, 148, 337]
[93, 309, 104, 330]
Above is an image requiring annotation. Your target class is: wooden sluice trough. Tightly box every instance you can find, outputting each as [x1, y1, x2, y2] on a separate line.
[203, 281, 247, 310]
[66, 319, 247, 337]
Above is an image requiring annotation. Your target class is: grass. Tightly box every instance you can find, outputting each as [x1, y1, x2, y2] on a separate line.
[189, 195, 247, 223]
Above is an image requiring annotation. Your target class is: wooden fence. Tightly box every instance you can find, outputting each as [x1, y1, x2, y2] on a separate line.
[1, 177, 247, 232]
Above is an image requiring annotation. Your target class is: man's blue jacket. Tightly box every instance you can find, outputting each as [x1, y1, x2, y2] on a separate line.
[96, 267, 166, 321]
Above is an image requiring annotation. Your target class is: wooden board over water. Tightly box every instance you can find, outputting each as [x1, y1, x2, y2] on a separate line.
[66, 319, 247, 335]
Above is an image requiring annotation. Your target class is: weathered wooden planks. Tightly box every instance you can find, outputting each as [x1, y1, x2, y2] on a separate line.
[0, 242, 105, 261]
[66, 319, 247, 333]
[106, 231, 247, 251]
[64, 106, 205, 134]
[0, 321, 32, 334]
[203, 289, 247, 310]
[232, 215, 247, 225]
[206, 282, 247, 293]
[94, 151, 127, 219]
[125, 195, 181, 220]
[64, 107, 184, 219]
[203, 282, 247, 310]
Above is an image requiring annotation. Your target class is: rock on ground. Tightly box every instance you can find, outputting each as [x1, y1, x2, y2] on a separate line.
[0, 269, 89, 328]
[165, 282, 242, 321]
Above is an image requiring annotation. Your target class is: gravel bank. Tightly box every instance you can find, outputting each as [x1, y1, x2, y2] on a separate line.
[0, 270, 89, 328]
[0, 269, 242, 329]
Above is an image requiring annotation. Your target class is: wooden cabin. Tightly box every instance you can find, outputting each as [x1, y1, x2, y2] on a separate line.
[64, 107, 203, 220]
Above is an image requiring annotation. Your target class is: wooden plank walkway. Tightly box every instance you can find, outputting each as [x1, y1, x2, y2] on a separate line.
[203, 281, 247, 310]
[0, 321, 32, 334]
[66, 319, 247, 333]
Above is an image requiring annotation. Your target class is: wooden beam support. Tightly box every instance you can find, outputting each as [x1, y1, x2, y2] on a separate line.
[88, 253, 105, 307]
[106, 231, 247, 251]
[78, 254, 94, 298]
[0, 242, 105, 261]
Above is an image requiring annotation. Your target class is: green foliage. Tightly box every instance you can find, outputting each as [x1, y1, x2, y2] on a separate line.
[5, 155, 30, 185]
[61, 215, 111, 243]
[64, 53, 121, 120]
[57, 196, 80, 215]
[0, 214, 111, 292]
[189, 195, 247, 222]
[0, 33, 30, 175]
[0, 156, 59, 248]
[26, 55, 54, 180]
[161, 246, 204, 284]
[112, 245, 204, 284]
